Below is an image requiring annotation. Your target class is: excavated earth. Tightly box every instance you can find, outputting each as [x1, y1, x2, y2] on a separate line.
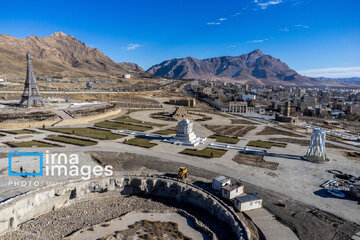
[1, 192, 230, 240]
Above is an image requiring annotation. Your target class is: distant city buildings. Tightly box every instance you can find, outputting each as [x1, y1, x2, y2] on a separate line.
[188, 78, 360, 122]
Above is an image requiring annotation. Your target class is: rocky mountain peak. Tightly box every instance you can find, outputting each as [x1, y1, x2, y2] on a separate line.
[249, 49, 264, 55]
[147, 50, 319, 86]
[50, 31, 69, 37]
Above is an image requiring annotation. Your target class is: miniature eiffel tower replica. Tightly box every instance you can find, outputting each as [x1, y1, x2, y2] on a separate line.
[19, 53, 45, 107]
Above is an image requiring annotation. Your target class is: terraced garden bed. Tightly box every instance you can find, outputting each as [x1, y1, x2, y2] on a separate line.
[204, 125, 256, 137]
[208, 134, 239, 144]
[180, 147, 227, 158]
[123, 137, 157, 148]
[247, 140, 287, 149]
[112, 115, 166, 127]
[95, 120, 153, 132]
[5, 140, 61, 148]
[46, 127, 125, 140]
[46, 135, 97, 146]
[256, 126, 302, 137]
[0, 129, 38, 135]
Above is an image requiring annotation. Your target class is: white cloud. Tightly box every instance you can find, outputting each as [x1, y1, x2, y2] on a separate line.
[254, 0, 282, 9]
[207, 22, 221, 25]
[295, 24, 309, 29]
[247, 38, 268, 43]
[126, 43, 141, 50]
[298, 66, 360, 78]
[279, 27, 289, 32]
[219, 18, 227, 21]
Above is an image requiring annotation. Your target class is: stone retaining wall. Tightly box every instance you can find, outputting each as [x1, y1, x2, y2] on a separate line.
[0, 175, 249, 240]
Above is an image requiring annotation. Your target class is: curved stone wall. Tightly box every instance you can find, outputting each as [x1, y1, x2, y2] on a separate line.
[0, 175, 249, 240]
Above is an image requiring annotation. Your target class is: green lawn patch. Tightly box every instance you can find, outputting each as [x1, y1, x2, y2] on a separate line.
[153, 129, 178, 135]
[112, 115, 166, 127]
[180, 147, 227, 158]
[46, 127, 125, 140]
[123, 137, 157, 148]
[0, 129, 38, 135]
[46, 135, 97, 146]
[5, 140, 61, 148]
[95, 120, 153, 132]
[247, 140, 287, 149]
[208, 134, 239, 144]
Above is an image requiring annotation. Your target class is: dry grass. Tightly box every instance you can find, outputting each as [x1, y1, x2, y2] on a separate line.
[123, 137, 157, 148]
[180, 147, 227, 158]
[256, 126, 302, 137]
[5, 140, 61, 148]
[247, 140, 287, 149]
[208, 134, 239, 144]
[46, 127, 125, 140]
[204, 125, 256, 137]
[267, 137, 352, 150]
[230, 119, 258, 125]
[95, 121, 153, 132]
[46, 135, 97, 146]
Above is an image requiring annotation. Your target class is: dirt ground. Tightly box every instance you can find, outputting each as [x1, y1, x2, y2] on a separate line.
[233, 153, 279, 170]
[107, 220, 193, 240]
[256, 126, 302, 137]
[89, 151, 360, 240]
[231, 119, 258, 125]
[268, 137, 353, 150]
[203, 125, 256, 137]
[1, 192, 235, 240]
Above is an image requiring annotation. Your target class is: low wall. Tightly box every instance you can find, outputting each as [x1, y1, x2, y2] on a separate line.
[0, 175, 248, 240]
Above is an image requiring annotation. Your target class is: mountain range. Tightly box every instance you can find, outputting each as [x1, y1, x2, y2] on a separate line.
[147, 50, 358, 87]
[0, 32, 145, 80]
[0, 32, 358, 87]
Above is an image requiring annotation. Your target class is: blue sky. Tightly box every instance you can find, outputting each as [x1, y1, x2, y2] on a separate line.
[1, 0, 359, 77]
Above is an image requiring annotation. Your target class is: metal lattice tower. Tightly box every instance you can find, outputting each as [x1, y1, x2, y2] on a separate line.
[19, 53, 45, 108]
[305, 128, 327, 163]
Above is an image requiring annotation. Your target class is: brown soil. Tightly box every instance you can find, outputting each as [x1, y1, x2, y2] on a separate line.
[231, 119, 258, 125]
[256, 126, 302, 137]
[204, 125, 256, 137]
[88, 151, 360, 240]
[268, 137, 354, 150]
[107, 220, 192, 240]
[233, 153, 279, 170]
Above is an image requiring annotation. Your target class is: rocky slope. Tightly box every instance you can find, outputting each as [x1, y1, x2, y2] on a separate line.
[147, 50, 349, 86]
[0, 32, 145, 79]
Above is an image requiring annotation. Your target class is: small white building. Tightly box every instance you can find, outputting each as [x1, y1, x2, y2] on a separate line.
[234, 194, 263, 212]
[123, 74, 131, 79]
[242, 94, 256, 100]
[212, 176, 231, 191]
[351, 180, 360, 198]
[221, 183, 244, 200]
